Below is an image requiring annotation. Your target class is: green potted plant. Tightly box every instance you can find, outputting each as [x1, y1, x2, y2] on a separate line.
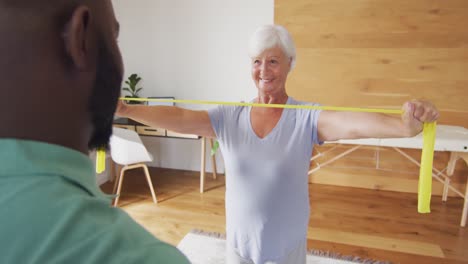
[123, 73, 143, 104]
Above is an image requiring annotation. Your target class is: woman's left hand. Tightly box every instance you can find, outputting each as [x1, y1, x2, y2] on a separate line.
[401, 100, 439, 136]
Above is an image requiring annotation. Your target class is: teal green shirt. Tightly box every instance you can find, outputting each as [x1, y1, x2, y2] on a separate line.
[0, 139, 189, 264]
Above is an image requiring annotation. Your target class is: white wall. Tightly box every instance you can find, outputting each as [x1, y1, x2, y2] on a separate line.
[113, 0, 274, 172]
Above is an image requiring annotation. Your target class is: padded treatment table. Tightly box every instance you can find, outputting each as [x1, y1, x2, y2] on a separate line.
[309, 125, 468, 227]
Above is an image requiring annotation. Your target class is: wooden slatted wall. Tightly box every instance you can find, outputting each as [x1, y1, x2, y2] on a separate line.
[275, 0, 468, 195]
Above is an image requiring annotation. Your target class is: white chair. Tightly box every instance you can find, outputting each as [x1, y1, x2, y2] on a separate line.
[110, 127, 157, 207]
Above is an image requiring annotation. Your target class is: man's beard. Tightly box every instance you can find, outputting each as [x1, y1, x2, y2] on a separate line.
[87, 42, 122, 151]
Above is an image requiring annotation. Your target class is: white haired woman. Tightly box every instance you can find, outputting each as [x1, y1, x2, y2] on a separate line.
[116, 25, 439, 264]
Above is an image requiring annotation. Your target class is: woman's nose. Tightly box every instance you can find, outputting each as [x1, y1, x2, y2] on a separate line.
[260, 61, 269, 72]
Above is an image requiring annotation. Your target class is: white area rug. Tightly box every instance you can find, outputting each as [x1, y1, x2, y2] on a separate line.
[177, 231, 389, 264]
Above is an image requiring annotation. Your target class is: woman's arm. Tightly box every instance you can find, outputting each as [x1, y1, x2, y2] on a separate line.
[317, 100, 439, 142]
[115, 101, 216, 138]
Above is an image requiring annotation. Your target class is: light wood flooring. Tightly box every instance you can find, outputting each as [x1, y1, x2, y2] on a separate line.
[100, 167, 468, 264]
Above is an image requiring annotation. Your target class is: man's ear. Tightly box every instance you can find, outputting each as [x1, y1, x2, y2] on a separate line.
[63, 6, 94, 70]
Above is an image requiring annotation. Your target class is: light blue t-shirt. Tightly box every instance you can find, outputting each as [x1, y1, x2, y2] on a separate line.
[208, 97, 321, 263]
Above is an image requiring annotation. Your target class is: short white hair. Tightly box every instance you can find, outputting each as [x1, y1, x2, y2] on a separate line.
[248, 24, 296, 70]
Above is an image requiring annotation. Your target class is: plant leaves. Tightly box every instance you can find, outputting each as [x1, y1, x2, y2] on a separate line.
[210, 140, 220, 156]
[124, 74, 143, 95]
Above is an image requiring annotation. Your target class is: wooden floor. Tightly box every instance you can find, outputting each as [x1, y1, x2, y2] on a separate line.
[100, 167, 468, 264]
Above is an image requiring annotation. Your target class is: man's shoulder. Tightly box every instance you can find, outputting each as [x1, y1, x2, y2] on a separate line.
[67, 201, 190, 263]
[0, 188, 189, 264]
[76, 198, 189, 263]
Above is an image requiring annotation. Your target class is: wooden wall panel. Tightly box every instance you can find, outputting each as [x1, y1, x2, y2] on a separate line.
[288, 48, 468, 126]
[275, 0, 468, 193]
[276, 0, 468, 126]
[277, 0, 468, 48]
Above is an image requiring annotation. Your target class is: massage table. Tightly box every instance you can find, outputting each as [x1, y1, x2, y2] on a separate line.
[309, 125, 468, 227]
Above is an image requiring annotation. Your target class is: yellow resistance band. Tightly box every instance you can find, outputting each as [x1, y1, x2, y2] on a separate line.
[96, 149, 106, 174]
[96, 97, 437, 213]
[418, 122, 437, 213]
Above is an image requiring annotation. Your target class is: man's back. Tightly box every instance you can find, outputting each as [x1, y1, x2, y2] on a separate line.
[0, 139, 189, 264]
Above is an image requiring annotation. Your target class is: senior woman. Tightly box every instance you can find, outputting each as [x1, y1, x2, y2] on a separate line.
[116, 25, 439, 264]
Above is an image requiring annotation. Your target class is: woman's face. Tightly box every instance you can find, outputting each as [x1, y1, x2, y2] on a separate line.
[251, 46, 291, 95]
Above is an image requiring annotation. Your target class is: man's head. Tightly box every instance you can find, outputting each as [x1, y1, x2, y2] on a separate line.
[0, 0, 123, 153]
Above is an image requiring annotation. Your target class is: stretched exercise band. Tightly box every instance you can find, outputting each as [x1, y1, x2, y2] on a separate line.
[97, 97, 437, 213]
[418, 122, 437, 213]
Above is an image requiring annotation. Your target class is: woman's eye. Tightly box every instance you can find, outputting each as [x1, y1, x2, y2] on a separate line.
[270, 60, 278, 64]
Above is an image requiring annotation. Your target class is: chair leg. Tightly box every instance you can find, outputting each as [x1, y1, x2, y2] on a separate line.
[112, 164, 122, 195]
[142, 165, 158, 204]
[113, 166, 127, 207]
[110, 160, 116, 182]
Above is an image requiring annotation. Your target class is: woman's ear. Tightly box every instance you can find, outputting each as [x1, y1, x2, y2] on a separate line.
[288, 57, 293, 72]
[62, 6, 94, 70]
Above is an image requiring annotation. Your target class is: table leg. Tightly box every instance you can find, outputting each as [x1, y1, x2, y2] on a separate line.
[444, 152, 459, 202]
[462, 182, 468, 227]
[209, 138, 218, 180]
[200, 137, 206, 193]
[456, 153, 468, 227]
